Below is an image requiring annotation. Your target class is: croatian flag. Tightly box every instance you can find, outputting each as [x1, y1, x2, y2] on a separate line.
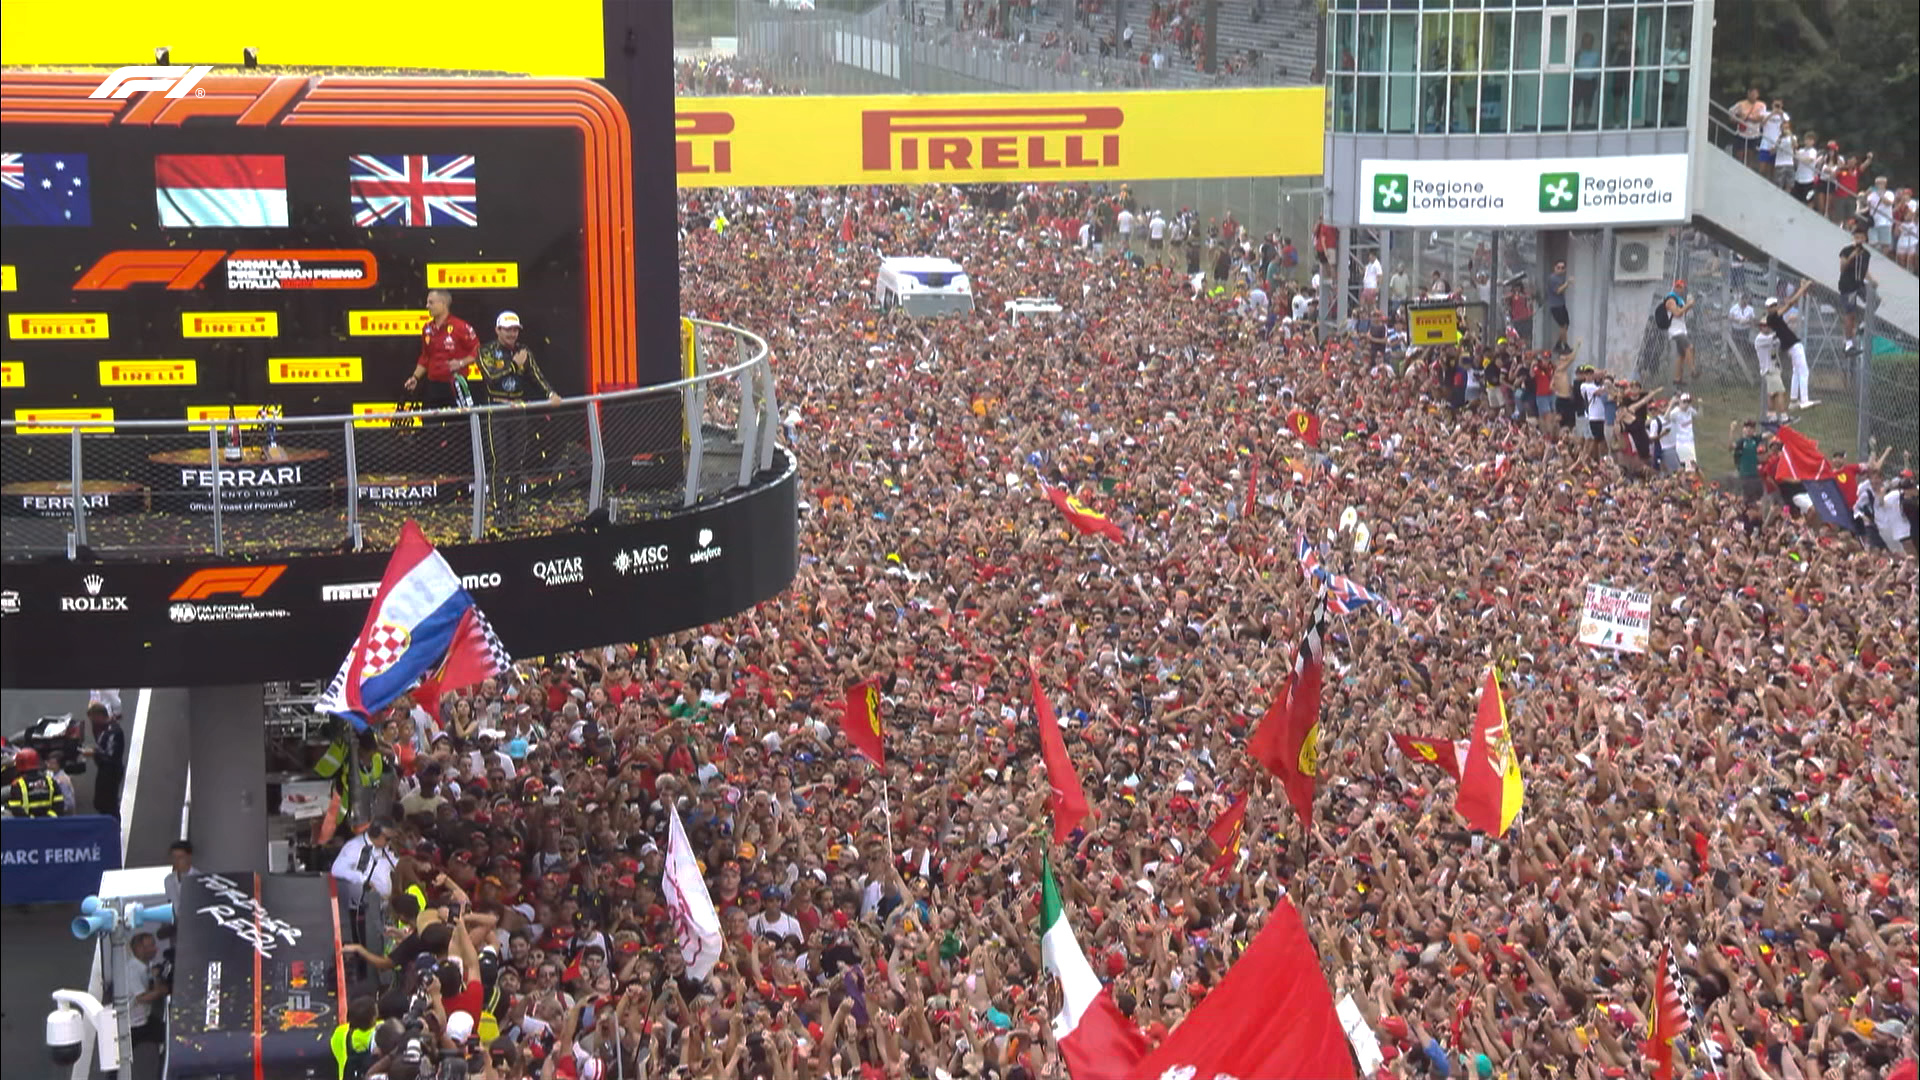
[155, 155, 288, 228]
[317, 520, 512, 730]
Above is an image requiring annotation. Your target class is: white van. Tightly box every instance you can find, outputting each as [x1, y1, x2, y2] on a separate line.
[875, 257, 974, 317]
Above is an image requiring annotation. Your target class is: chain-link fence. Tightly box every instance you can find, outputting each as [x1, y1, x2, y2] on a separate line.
[1635, 229, 1918, 477]
[730, 0, 1316, 96]
[0, 321, 781, 562]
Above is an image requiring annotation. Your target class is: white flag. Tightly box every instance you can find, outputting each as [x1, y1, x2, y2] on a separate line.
[662, 806, 723, 979]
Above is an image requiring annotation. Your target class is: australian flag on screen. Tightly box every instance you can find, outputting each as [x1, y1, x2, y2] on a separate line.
[349, 154, 477, 227]
[1, 152, 91, 226]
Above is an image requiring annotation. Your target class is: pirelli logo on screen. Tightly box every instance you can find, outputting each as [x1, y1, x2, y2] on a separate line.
[8, 313, 109, 340]
[347, 310, 432, 337]
[182, 312, 280, 339]
[0, 362, 22, 388]
[676, 111, 735, 175]
[426, 262, 518, 289]
[14, 407, 115, 434]
[186, 405, 269, 431]
[100, 359, 198, 387]
[861, 106, 1122, 173]
[270, 357, 363, 385]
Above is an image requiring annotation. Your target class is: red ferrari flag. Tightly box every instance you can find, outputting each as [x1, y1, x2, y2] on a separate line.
[1205, 794, 1248, 879]
[1393, 733, 1468, 780]
[1285, 407, 1322, 448]
[1121, 895, 1355, 1079]
[1248, 579, 1329, 829]
[1030, 663, 1091, 843]
[1046, 486, 1129, 543]
[840, 681, 885, 766]
[1641, 942, 1692, 1080]
[1457, 670, 1525, 837]
[1241, 457, 1260, 520]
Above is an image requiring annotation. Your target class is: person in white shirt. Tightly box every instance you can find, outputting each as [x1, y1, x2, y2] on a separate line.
[1865, 177, 1896, 251]
[1361, 254, 1383, 309]
[747, 887, 804, 942]
[1771, 121, 1798, 190]
[1578, 369, 1611, 461]
[1877, 476, 1915, 555]
[469, 728, 516, 779]
[1116, 206, 1135, 251]
[1147, 211, 1167, 265]
[330, 821, 396, 911]
[163, 839, 201, 907]
[1247, 283, 1269, 321]
[1664, 393, 1700, 470]
[123, 931, 168, 1051]
[1792, 134, 1822, 203]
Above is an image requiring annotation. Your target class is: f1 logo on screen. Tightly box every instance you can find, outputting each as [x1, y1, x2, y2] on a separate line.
[88, 66, 213, 100]
[170, 566, 287, 601]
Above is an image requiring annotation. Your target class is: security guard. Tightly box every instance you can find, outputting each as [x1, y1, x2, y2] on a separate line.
[313, 727, 391, 837]
[4, 748, 66, 817]
[329, 995, 379, 1080]
[475, 311, 562, 512]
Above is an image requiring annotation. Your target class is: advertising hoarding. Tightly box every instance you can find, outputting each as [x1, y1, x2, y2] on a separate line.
[1358, 155, 1689, 228]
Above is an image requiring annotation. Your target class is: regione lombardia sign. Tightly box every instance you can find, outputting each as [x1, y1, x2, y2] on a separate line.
[1358, 154, 1689, 228]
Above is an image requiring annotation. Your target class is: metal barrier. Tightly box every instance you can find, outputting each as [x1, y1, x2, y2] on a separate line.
[733, 2, 1311, 96]
[1632, 229, 1917, 468]
[0, 320, 781, 562]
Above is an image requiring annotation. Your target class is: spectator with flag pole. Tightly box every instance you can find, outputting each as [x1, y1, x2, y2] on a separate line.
[1457, 669, 1525, 837]
[1642, 941, 1692, 1080]
[1031, 662, 1091, 843]
[1249, 578, 1330, 829]
[317, 520, 515, 732]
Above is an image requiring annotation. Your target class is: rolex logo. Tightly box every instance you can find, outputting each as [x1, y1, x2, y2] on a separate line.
[63, 573, 128, 612]
[83, 574, 104, 595]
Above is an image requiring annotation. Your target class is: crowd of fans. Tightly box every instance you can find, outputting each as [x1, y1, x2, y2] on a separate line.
[1724, 90, 1919, 271]
[303, 175, 1920, 1080]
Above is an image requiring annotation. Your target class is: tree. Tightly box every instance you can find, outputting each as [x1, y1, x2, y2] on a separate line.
[1714, 0, 1920, 181]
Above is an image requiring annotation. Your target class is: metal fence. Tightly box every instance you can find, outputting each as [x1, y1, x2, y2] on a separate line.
[1638, 230, 1918, 469]
[0, 320, 781, 562]
[734, 1, 1311, 96]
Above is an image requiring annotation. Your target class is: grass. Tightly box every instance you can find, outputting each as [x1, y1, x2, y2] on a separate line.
[1687, 377, 1862, 479]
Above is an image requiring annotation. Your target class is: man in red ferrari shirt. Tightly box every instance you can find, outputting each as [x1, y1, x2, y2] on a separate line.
[403, 289, 480, 473]
[404, 289, 479, 406]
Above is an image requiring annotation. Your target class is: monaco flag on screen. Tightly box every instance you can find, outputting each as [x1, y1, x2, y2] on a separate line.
[155, 154, 288, 228]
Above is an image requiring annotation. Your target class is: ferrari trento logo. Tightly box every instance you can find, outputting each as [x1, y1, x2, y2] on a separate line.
[1297, 722, 1321, 777]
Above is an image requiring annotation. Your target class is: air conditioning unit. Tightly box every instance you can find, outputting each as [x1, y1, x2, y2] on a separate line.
[1613, 230, 1667, 282]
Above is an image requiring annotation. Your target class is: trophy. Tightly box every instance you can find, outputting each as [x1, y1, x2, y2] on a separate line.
[223, 403, 243, 461]
[263, 404, 288, 462]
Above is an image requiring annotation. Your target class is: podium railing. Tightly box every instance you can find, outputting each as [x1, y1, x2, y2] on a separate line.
[0, 320, 780, 561]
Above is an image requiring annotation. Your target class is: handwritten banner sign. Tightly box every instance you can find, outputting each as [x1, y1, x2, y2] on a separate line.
[1578, 583, 1651, 654]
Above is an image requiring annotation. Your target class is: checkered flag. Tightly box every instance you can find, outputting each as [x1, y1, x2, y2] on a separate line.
[1667, 941, 1699, 1026]
[470, 606, 517, 683]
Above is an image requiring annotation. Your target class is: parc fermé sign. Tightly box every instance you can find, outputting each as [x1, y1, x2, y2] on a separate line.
[674, 88, 1324, 188]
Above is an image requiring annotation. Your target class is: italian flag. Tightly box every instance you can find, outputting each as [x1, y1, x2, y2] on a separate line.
[1042, 860, 1147, 1079]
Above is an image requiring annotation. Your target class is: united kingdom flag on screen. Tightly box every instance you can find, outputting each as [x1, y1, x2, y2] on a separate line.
[348, 154, 477, 227]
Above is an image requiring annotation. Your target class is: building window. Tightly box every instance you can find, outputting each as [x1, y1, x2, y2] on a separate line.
[1328, 1, 1691, 133]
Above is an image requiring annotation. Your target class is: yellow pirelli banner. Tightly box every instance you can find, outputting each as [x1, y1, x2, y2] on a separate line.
[674, 88, 1325, 188]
